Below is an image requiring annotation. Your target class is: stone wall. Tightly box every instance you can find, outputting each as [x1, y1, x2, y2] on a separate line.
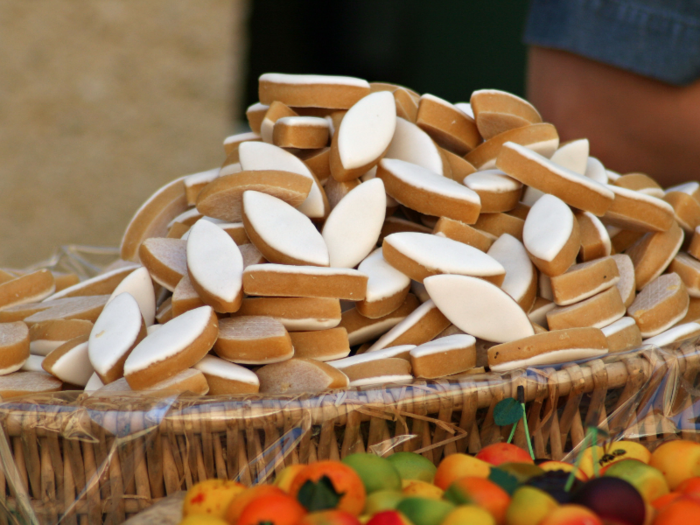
[0, 1, 249, 267]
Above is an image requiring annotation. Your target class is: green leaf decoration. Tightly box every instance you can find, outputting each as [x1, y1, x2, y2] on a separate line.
[488, 468, 520, 495]
[296, 475, 345, 512]
[494, 397, 523, 426]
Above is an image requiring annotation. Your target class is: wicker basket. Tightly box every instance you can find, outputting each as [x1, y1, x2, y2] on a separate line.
[2, 341, 700, 525]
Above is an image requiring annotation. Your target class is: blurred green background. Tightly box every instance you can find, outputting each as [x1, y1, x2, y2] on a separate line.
[243, 0, 529, 112]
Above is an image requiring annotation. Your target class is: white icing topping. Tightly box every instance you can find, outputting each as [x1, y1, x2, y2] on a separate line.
[45, 265, 140, 302]
[84, 372, 105, 392]
[424, 274, 534, 343]
[550, 139, 589, 175]
[260, 73, 369, 88]
[0, 361, 26, 376]
[581, 211, 612, 257]
[243, 191, 329, 266]
[358, 248, 410, 302]
[30, 340, 64, 356]
[384, 118, 443, 174]
[606, 225, 623, 238]
[194, 355, 260, 385]
[219, 162, 242, 177]
[50, 341, 94, 386]
[385, 232, 504, 277]
[224, 131, 261, 146]
[608, 184, 675, 210]
[124, 306, 214, 374]
[238, 141, 325, 218]
[463, 170, 522, 193]
[367, 300, 439, 352]
[584, 157, 608, 184]
[279, 318, 340, 331]
[606, 170, 621, 182]
[349, 374, 413, 387]
[411, 281, 430, 303]
[638, 187, 665, 199]
[108, 267, 156, 326]
[330, 345, 415, 368]
[454, 102, 474, 119]
[410, 334, 476, 358]
[277, 116, 329, 128]
[487, 234, 534, 303]
[184, 168, 219, 189]
[338, 92, 396, 170]
[666, 182, 700, 196]
[380, 158, 480, 205]
[187, 219, 244, 302]
[346, 316, 405, 347]
[89, 293, 143, 375]
[601, 316, 637, 336]
[322, 179, 386, 268]
[420, 93, 455, 109]
[244, 263, 364, 278]
[490, 348, 608, 372]
[21, 354, 45, 373]
[247, 102, 268, 112]
[528, 299, 555, 326]
[168, 208, 202, 228]
[521, 186, 545, 206]
[523, 194, 575, 262]
[644, 322, 700, 347]
[503, 142, 614, 199]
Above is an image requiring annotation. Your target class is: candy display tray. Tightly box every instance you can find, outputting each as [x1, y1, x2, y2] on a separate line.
[1, 247, 700, 525]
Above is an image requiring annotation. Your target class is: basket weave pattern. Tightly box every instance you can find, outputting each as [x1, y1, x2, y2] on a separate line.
[1, 342, 699, 524]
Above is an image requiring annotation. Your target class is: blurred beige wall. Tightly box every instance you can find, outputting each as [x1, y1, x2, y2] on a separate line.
[0, 1, 249, 268]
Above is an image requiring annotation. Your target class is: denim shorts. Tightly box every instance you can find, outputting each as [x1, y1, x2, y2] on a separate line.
[524, 0, 700, 85]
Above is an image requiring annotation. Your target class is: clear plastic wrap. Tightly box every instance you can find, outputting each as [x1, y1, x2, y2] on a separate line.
[1, 247, 699, 524]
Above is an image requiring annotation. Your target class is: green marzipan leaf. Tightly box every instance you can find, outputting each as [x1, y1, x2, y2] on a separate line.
[296, 475, 345, 512]
[489, 468, 520, 496]
[494, 397, 524, 426]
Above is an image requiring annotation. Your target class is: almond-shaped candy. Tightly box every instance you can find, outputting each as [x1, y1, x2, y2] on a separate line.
[0, 322, 30, 376]
[614, 173, 664, 197]
[223, 131, 261, 156]
[243, 264, 367, 301]
[496, 142, 614, 216]
[107, 266, 156, 326]
[463, 170, 522, 213]
[256, 357, 349, 394]
[195, 170, 313, 223]
[330, 346, 414, 387]
[184, 168, 220, 205]
[139, 238, 187, 292]
[488, 327, 608, 372]
[550, 256, 620, 306]
[377, 158, 481, 224]
[410, 334, 476, 379]
[382, 232, 505, 285]
[416, 93, 481, 155]
[432, 217, 495, 252]
[644, 322, 700, 347]
[546, 286, 626, 330]
[465, 123, 559, 170]
[194, 355, 260, 395]
[214, 316, 293, 365]
[625, 221, 684, 290]
[424, 274, 535, 343]
[28, 319, 93, 356]
[384, 117, 445, 175]
[322, 179, 386, 268]
[523, 194, 580, 276]
[550, 139, 589, 175]
[246, 102, 269, 134]
[0, 371, 62, 399]
[474, 212, 525, 241]
[329, 91, 396, 181]
[487, 233, 537, 311]
[356, 248, 410, 319]
[187, 219, 244, 313]
[470, 89, 542, 140]
[23, 296, 110, 326]
[0, 270, 55, 309]
[627, 273, 689, 338]
[601, 317, 642, 353]
[289, 327, 350, 361]
[366, 299, 450, 352]
[238, 141, 329, 219]
[234, 297, 341, 331]
[273, 116, 329, 149]
[124, 305, 219, 390]
[664, 191, 700, 234]
[576, 211, 612, 262]
[243, 190, 329, 267]
[120, 176, 189, 262]
[42, 335, 94, 387]
[171, 274, 205, 318]
[612, 254, 637, 307]
[340, 294, 420, 347]
[603, 185, 675, 232]
[88, 293, 147, 384]
[261, 101, 298, 143]
[258, 73, 370, 109]
[45, 264, 139, 301]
